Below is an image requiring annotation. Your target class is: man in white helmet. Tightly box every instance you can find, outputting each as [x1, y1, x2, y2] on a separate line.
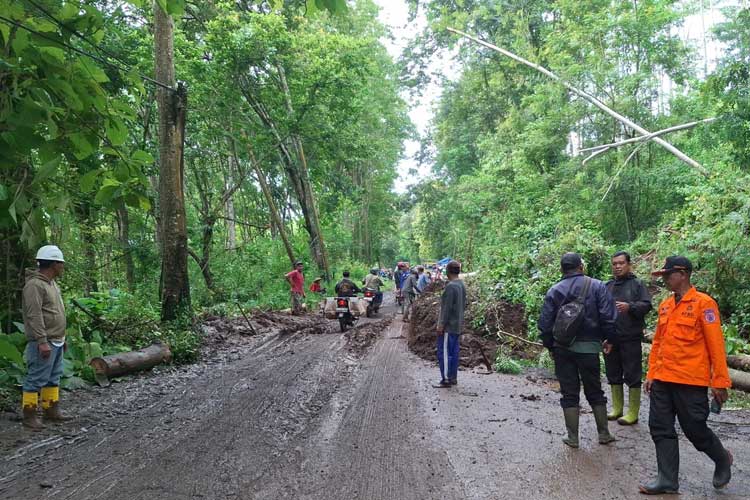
[21, 245, 70, 430]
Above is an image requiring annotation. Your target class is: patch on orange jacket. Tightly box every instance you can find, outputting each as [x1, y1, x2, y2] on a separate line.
[704, 309, 717, 323]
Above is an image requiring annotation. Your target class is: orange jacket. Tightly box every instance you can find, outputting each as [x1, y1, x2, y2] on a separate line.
[647, 287, 731, 389]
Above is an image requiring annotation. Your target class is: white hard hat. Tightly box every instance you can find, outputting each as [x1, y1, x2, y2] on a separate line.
[36, 245, 65, 262]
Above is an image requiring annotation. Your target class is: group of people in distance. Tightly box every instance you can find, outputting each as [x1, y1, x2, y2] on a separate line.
[282, 251, 734, 494]
[539, 252, 732, 494]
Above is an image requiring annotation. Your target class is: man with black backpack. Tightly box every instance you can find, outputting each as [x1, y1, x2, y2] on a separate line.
[538, 253, 618, 448]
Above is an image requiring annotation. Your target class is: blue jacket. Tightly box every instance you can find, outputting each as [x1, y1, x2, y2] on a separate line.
[537, 273, 617, 348]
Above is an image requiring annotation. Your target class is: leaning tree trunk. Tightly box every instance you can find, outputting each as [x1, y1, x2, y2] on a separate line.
[276, 65, 330, 277]
[246, 148, 296, 266]
[154, 2, 190, 321]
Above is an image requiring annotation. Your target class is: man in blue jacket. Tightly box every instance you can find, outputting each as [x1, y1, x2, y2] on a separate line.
[538, 253, 618, 448]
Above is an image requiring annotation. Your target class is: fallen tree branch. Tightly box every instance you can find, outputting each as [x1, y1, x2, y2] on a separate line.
[600, 140, 649, 201]
[491, 326, 544, 348]
[447, 27, 708, 177]
[580, 117, 717, 154]
[235, 302, 259, 336]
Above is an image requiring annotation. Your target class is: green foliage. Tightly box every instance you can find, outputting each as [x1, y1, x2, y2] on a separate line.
[400, 0, 750, 348]
[493, 347, 523, 374]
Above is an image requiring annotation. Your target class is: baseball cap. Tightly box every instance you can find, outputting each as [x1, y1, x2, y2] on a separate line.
[652, 256, 693, 276]
[560, 252, 583, 271]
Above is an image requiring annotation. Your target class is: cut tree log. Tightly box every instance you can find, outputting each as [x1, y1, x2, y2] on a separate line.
[89, 342, 172, 386]
[727, 354, 750, 372]
[729, 369, 750, 393]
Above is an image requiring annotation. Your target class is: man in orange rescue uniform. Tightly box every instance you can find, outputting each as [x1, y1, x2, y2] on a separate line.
[640, 256, 732, 495]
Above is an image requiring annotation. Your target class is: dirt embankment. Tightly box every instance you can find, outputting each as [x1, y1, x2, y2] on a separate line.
[407, 279, 528, 368]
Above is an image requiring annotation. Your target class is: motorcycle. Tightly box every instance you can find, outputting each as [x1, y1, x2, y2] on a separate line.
[335, 296, 358, 332]
[362, 287, 383, 317]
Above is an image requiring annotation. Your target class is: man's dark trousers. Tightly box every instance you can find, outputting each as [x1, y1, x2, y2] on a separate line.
[554, 348, 607, 408]
[649, 381, 722, 453]
[605, 340, 642, 388]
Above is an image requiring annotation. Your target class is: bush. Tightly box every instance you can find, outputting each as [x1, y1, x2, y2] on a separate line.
[494, 348, 523, 374]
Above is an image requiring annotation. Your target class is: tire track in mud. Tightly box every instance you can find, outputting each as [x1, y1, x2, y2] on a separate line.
[0, 321, 358, 500]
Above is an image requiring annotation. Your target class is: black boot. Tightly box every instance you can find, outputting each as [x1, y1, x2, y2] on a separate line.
[706, 441, 732, 489]
[562, 407, 579, 448]
[639, 438, 679, 495]
[592, 404, 616, 444]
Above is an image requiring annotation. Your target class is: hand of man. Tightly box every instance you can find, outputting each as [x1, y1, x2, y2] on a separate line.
[615, 301, 630, 313]
[436, 324, 444, 335]
[602, 340, 613, 355]
[38, 342, 52, 360]
[643, 379, 654, 394]
[711, 387, 729, 405]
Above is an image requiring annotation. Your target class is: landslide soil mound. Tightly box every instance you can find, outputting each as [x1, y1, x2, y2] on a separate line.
[408, 279, 528, 368]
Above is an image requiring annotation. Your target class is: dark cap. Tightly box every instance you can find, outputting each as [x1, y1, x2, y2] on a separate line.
[294, 260, 303, 266]
[560, 253, 583, 271]
[652, 255, 692, 276]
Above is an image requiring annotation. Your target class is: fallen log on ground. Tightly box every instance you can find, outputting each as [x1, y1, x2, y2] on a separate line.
[89, 342, 172, 386]
[727, 355, 750, 372]
[728, 368, 750, 393]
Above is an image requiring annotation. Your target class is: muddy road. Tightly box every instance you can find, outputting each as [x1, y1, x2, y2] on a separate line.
[1, 296, 748, 499]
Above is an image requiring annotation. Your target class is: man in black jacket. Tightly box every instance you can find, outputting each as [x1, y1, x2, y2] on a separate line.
[335, 271, 361, 297]
[605, 251, 652, 426]
[538, 253, 618, 448]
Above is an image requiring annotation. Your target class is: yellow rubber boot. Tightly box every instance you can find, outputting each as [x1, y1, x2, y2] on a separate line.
[22, 392, 45, 431]
[42, 386, 70, 422]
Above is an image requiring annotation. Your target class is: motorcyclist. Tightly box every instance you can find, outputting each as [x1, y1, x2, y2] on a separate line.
[363, 268, 385, 309]
[364, 268, 384, 291]
[335, 271, 361, 297]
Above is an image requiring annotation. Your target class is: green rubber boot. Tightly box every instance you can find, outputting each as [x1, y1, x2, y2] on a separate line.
[562, 407, 579, 448]
[617, 386, 641, 425]
[593, 404, 616, 444]
[608, 384, 624, 420]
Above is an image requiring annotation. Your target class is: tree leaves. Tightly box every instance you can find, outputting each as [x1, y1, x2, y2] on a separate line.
[105, 117, 128, 146]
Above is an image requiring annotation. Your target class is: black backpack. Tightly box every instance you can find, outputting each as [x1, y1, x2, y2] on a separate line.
[553, 277, 592, 347]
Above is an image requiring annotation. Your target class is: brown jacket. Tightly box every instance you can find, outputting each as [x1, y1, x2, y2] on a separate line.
[22, 269, 66, 344]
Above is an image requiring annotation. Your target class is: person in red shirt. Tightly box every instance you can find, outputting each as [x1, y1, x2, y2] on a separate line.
[285, 261, 306, 315]
[309, 276, 326, 294]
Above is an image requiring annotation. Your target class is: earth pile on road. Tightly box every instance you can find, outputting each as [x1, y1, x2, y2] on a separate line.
[407, 278, 529, 368]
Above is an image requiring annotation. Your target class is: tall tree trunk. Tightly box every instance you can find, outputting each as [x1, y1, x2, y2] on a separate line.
[276, 65, 330, 276]
[188, 217, 217, 295]
[154, 2, 190, 321]
[116, 202, 136, 291]
[0, 227, 30, 333]
[74, 201, 99, 296]
[224, 162, 237, 251]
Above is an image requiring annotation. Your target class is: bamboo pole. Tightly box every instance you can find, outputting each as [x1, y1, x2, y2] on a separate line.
[447, 27, 709, 177]
[580, 117, 717, 155]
